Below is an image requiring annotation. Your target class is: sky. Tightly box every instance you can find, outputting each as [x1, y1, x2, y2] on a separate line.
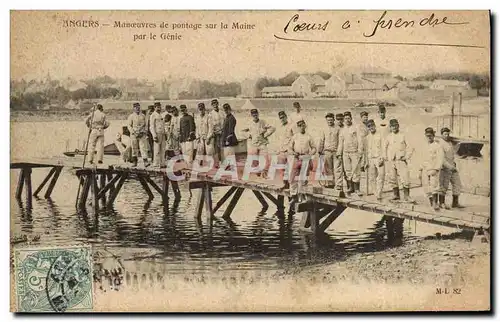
[10, 10, 490, 82]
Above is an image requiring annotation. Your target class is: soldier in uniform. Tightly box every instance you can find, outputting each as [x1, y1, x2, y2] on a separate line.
[365, 119, 385, 201]
[209, 99, 225, 167]
[127, 102, 150, 167]
[86, 104, 109, 165]
[221, 103, 238, 164]
[289, 120, 316, 194]
[384, 119, 414, 202]
[317, 113, 342, 191]
[335, 113, 344, 128]
[178, 104, 196, 167]
[419, 127, 444, 210]
[375, 105, 390, 140]
[438, 127, 464, 208]
[149, 102, 166, 168]
[195, 103, 213, 164]
[337, 111, 364, 196]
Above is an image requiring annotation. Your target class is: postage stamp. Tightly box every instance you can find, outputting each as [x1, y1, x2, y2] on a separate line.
[14, 245, 93, 312]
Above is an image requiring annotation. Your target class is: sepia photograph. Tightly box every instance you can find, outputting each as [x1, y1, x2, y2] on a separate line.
[9, 10, 491, 312]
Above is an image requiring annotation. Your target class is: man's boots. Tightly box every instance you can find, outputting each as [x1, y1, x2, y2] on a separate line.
[428, 196, 434, 207]
[143, 158, 151, 167]
[354, 182, 363, 196]
[439, 194, 450, 209]
[432, 194, 440, 211]
[347, 180, 354, 194]
[452, 195, 465, 208]
[402, 187, 413, 203]
[132, 156, 138, 167]
[391, 187, 400, 201]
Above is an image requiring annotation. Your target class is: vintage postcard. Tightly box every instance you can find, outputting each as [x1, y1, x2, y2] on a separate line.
[10, 10, 490, 312]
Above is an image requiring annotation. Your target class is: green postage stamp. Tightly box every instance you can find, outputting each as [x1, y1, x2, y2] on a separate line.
[14, 245, 93, 312]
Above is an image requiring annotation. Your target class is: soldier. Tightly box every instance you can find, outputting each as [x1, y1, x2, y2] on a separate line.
[221, 103, 238, 164]
[86, 104, 109, 165]
[208, 99, 225, 166]
[276, 111, 295, 189]
[337, 111, 364, 196]
[375, 104, 390, 140]
[335, 113, 344, 128]
[149, 102, 166, 168]
[289, 120, 316, 194]
[127, 102, 150, 167]
[365, 119, 385, 201]
[317, 113, 342, 191]
[178, 104, 196, 167]
[195, 103, 213, 164]
[146, 104, 156, 160]
[289, 101, 305, 128]
[419, 127, 444, 211]
[358, 111, 370, 171]
[385, 119, 414, 202]
[170, 106, 181, 156]
[242, 109, 276, 178]
[439, 127, 464, 208]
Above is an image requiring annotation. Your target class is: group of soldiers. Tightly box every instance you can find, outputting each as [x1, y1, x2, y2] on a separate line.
[85, 100, 464, 210]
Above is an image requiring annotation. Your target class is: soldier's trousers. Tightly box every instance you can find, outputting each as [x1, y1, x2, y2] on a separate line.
[323, 151, 343, 189]
[130, 134, 149, 159]
[88, 129, 104, 163]
[153, 134, 166, 167]
[343, 152, 362, 183]
[181, 140, 195, 166]
[367, 158, 385, 198]
[439, 168, 462, 195]
[423, 169, 440, 197]
[387, 160, 410, 189]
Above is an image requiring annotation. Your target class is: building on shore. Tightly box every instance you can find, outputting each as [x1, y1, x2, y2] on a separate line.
[261, 86, 295, 98]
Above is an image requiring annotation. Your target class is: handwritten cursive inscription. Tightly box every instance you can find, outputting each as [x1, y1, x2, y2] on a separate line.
[283, 14, 329, 33]
[363, 11, 469, 38]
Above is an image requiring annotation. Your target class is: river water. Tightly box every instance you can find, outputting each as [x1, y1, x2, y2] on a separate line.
[10, 108, 490, 277]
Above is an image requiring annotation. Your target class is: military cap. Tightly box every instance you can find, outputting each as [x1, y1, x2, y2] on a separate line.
[325, 113, 335, 119]
[179, 104, 187, 109]
[96, 104, 103, 110]
[211, 99, 219, 104]
[335, 113, 344, 120]
[378, 105, 386, 112]
[223, 103, 231, 109]
[425, 127, 435, 135]
[441, 127, 451, 134]
[360, 111, 368, 117]
[297, 119, 306, 125]
[198, 102, 206, 108]
[133, 102, 140, 108]
[154, 101, 161, 107]
[366, 119, 375, 126]
[389, 119, 399, 126]
[278, 111, 286, 118]
[343, 111, 352, 117]
[293, 101, 300, 107]
[250, 108, 258, 114]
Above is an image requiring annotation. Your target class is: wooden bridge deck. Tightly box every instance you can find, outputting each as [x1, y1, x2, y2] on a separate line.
[10, 156, 490, 233]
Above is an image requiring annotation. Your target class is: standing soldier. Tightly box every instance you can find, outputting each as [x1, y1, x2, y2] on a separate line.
[375, 104, 390, 140]
[276, 111, 295, 189]
[337, 111, 364, 196]
[127, 102, 150, 167]
[317, 113, 342, 192]
[289, 101, 305, 130]
[365, 119, 385, 201]
[242, 109, 276, 177]
[146, 104, 156, 161]
[358, 111, 369, 171]
[438, 127, 464, 208]
[170, 106, 181, 156]
[289, 120, 316, 194]
[195, 103, 213, 164]
[208, 99, 225, 167]
[385, 119, 414, 202]
[150, 102, 166, 168]
[335, 113, 345, 128]
[221, 103, 238, 164]
[419, 127, 444, 210]
[179, 104, 196, 167]
[86, 104, 109, 165]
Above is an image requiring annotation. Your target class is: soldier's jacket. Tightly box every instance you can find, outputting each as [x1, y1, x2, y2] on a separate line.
[366, 131, 384, 159]
[86, 110, 109, 130]
[149, 111, 165, 137]
[196, 114, 212, 140]
[278, 122, 295, 153]
[385, 131, 413, 161]
[420, 141, 444, 171]
[208, 110, 225, 135]
[318, 125, 341, 153]
[438, 139, 456, 170]
[338, 124, 364, 154]
[127, 113, 148, 137]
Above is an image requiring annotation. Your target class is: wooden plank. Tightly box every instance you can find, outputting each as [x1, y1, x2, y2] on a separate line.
[195, 189, 205, 219]
[162, 175, 169, 206]
[222, 188, 244, 219]
[78, 176, 91, 210]
[144, 176, 164, 196]
[204, 183, 213, 226]
[212, 187, 238, 214]
[106, 173, 115, 196]
[310, 201, 318, 235]
[295, 201, 314, 213]
[91, 172, 99, 213]
[33, 167, 56, 197]
[261, 191, 279, 206]
[107, 173, 128, 208]
[252, 190, 269, 210]
[99, 174, 106, 202]
[96, 174, 122, 199]
[277, 195, 285, 212]
[189, 181, 228, 190]
[319, 206, 346, 232]
[24, 168, 32, 206]
[138, 175, 154, 200]
[15, 169, 25, 200]
[44, 167, 62, 199]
